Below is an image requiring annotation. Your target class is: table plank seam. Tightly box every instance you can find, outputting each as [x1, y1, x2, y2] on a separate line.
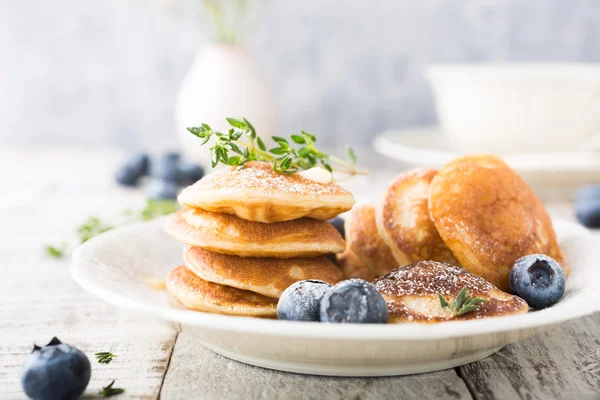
[158, 331, 180, 400]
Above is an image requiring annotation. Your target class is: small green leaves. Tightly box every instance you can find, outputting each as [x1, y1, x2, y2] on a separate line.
[141, 199, 179, 221]
[95, 351, 117, 364]
[44, 244, 66, 259]
[77, 217, 113, 243]
[439, 286, 485, 316]
[186, 117, 365, 176]
[99, 380, 125, 397]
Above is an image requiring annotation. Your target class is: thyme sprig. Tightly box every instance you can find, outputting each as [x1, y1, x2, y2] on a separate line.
[187, 117, 366, 176]
[439, 286, 486, 316]
[95, 351, 117, 364]
[99, 380, 125, 397]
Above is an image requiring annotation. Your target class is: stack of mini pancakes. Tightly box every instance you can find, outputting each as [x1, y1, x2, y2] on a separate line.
[164, 161, 355, 318]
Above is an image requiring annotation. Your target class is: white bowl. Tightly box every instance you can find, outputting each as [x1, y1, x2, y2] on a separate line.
[427, 63, 600, 154]
[71, 217, 600, 377]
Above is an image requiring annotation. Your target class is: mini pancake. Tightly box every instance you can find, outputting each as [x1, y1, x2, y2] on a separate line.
[345, 204, 398, 277]
[429, 154, 567, 292]
[184, 247, 343, 298]
[376, 168, 458, 266]
[373, 261, 529, 323]
[165, 208, 346, 258]
[178, 161, 355, 223]
[166, 266, 277, 317]
[336, 248, 377, 282]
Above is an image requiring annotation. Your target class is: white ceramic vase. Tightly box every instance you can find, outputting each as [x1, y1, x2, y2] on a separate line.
[175, 43, 276, 166]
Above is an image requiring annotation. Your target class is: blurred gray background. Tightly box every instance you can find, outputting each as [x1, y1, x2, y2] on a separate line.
[3, 0, 600, 149]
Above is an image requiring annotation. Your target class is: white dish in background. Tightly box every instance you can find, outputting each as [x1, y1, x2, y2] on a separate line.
[427, 63, 600, 154]
[71, 217, 599, 377]
[373, 126, 600, 186]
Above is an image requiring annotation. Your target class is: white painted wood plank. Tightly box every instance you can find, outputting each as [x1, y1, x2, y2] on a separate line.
[459, 312, 600, 400]
[161, 333, 473, 400]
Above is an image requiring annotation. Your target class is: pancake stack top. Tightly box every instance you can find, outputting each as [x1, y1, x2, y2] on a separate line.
[164, 161, 355, 317]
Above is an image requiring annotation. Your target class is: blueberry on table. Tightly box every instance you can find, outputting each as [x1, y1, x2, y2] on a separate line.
[575, 184, 600, 228]
[21, 337, 91, 400]
[127, 152, 150, 177]
[147, 179, 180, 201]
[320, 279, 388, 323]
[114, 164, 140, 187]
[277, 280, 332, 322]
[178, 162, 205, 185]
[328, 217, 345, 239]
[509, 254, 565, 309]
[151, 152, 181, 182]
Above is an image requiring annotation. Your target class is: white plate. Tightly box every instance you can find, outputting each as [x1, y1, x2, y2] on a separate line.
[373, 126, 600, 184]
[71, 217, 600, 376]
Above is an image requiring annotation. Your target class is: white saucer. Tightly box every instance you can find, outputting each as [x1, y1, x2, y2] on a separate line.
[373, 126, 600, 184]
[70, 217, 599, 376]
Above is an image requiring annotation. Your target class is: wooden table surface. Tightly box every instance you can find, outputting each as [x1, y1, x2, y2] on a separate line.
[0, 147, 598, 400]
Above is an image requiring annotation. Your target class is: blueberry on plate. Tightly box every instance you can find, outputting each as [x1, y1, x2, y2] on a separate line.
[147, 179, 180, 201]
[320, 279, 387, 323]
[151, 152, 181, 182]
[575, 184, 600, 228]
[277, 280, 332, 322]
[21, 337, 91, 400]
[328, 217, 345, 239]
[178, 162, 205, 185]
[509, 254, 565, 309]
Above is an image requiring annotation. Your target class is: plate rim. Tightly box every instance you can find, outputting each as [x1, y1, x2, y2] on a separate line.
[71, 218, 600, 341]
[373, 126, 600, 174]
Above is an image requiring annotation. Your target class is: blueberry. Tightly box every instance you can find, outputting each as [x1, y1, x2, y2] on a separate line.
[178, 162, 205, 185]
[575, 185, 600, 228]
[277, 280, 332, 321]
[147, 179, 180, 201]
[151, 152, 181, 182]
[509, 254, 565, 309]
[328, 217, 345, 239]
[127, 152, 150, 177]
[114, 164, 140, 187]
[21, 337, 91, 400]
[320, 279, 387, 323]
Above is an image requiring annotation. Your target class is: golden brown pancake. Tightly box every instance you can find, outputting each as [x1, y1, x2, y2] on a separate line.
[166, 266, 277, 317]
[345, 204, 398, 277]
[376, 168, 458, 266]
[178, 161, 355, 223]
[165, 208, 346, 258]
[184, 246, 343, 298]
[429, 154, 567, 292]
[373, 261, 529, 323]
[336, 248, 377, 281]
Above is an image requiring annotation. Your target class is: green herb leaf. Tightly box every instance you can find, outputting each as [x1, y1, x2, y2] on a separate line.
[95, 351, 117, 364]
[438, 294, 449, 309]
[99, 380, 125, 397]
[44, 244, 66, 259]
[256, 136, 266, 151]
[226, 117, 246, 129]
[347, 145, 357, 164]
[439, 286, 485, 316]
[291, 134, 305, 144]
